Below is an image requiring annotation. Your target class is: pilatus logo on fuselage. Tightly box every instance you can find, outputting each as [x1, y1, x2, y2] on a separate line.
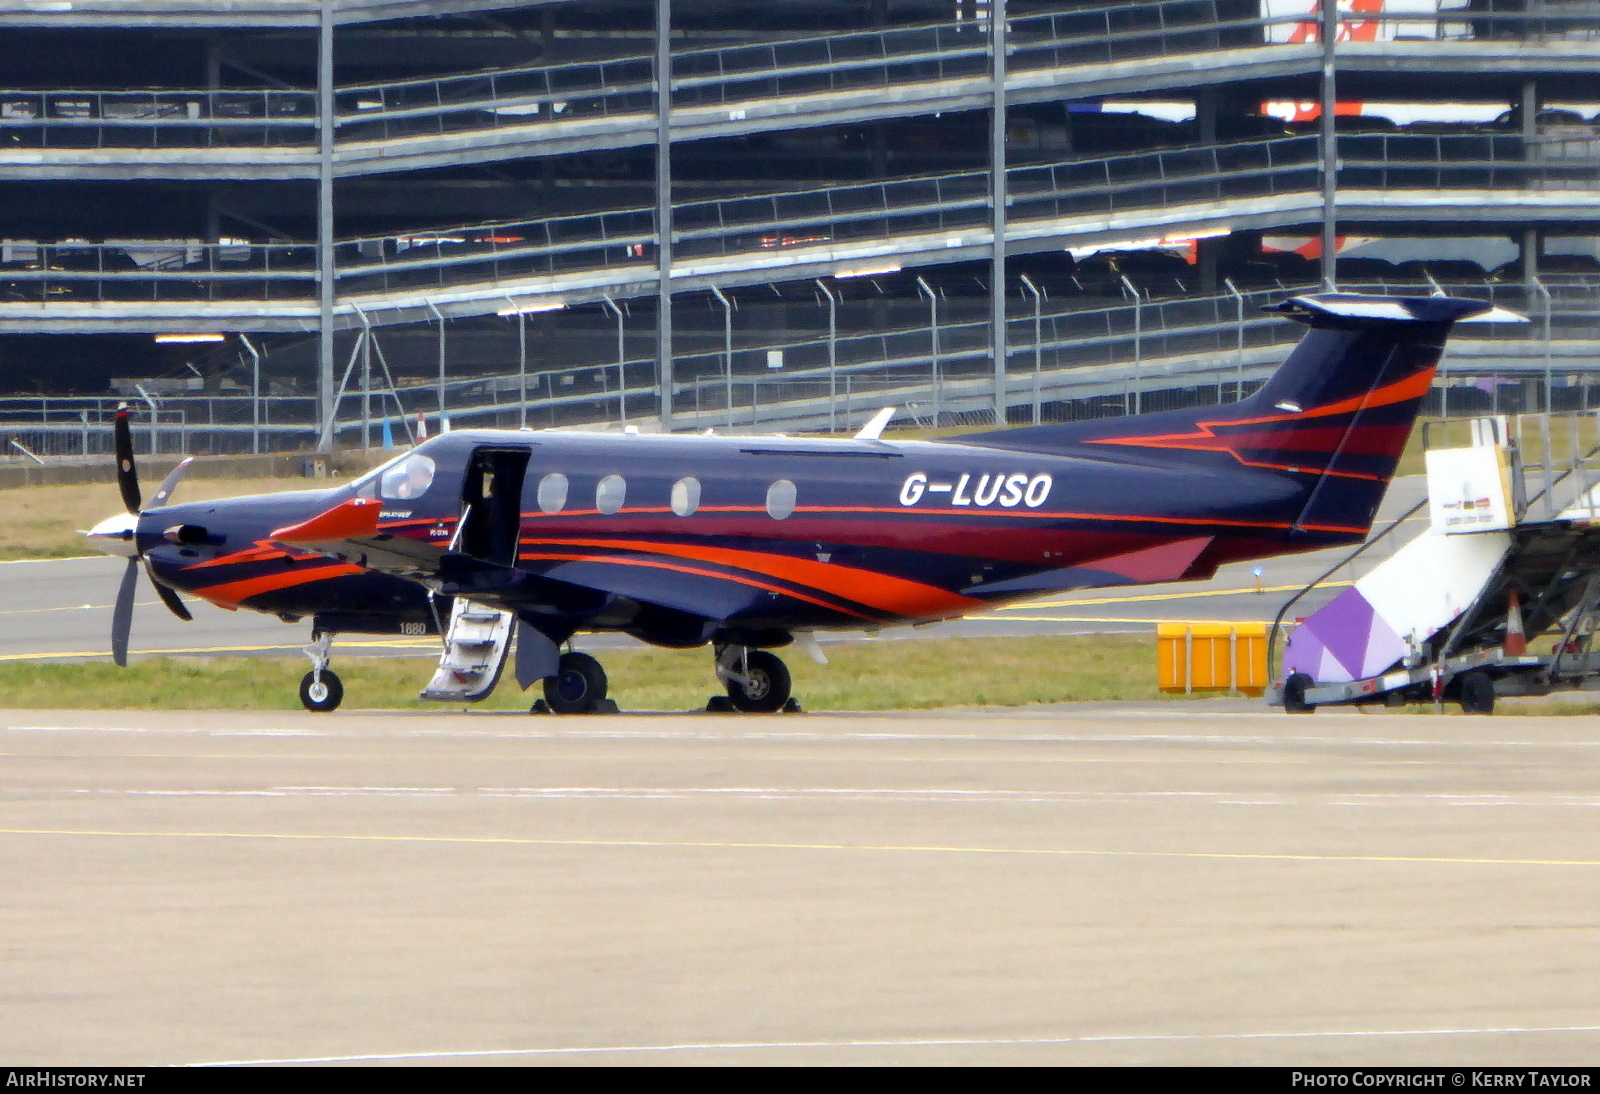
[899, 472, 1053, 508]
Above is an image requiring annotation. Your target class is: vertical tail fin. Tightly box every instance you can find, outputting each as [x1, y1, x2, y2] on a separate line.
[958, 293, 1522, 541]
[1247, 295, 1519, 537]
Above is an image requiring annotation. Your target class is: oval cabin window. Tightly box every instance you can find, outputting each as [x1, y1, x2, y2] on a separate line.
[536, 472, 568, 514]
[671, 477, 701, 517]
[765, 479, 797, 520]
[595, 474, 627, 515]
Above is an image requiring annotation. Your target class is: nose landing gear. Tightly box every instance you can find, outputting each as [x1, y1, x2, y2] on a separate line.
[299, 632, 344, 713]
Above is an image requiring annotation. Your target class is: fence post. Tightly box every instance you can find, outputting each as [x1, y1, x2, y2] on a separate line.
[917, 276, 940, 427]
[1020, 273, 1043, 424]
[816, 279, 838, 433]
[605, 296, 627, 429]
[1224, 278, 1245, 401]
[711, 286, 734, 432]
[1119, 274, 1142, 415]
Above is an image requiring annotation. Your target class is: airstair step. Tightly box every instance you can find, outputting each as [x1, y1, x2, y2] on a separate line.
[419, 597, 516, 704]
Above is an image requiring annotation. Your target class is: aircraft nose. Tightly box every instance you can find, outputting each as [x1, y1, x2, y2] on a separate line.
[84, 512, 139, 558]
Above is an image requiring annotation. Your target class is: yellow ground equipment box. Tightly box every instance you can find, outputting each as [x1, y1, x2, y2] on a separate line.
[1157, 622, 1268, 696]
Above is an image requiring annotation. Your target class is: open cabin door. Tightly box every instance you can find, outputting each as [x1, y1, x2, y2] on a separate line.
[421, 446, 531, 704]
[459, 446, 531, 567]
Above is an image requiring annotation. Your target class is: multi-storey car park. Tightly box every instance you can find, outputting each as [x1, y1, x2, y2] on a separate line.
[0, 0, 1597, 458]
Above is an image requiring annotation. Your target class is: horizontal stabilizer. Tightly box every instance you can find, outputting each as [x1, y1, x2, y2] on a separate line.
[1457, 306, 1529, 324]
[1267, 293, 1521, 327]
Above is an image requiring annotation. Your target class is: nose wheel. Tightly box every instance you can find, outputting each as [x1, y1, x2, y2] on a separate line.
[299, 632, 343, 712]
[299, 669, 344, 712]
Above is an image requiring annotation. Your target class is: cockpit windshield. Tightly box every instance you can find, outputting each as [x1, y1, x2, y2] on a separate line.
[374, 453, 436, 500]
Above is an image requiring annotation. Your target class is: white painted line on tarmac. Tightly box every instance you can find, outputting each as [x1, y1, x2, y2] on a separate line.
[401, 726, 1600, 748]
[45, 786, 1600, 808]
[192, 1024, 1600, 1065]
[9, 825, 1598, 869]
[9, 722, 1600, 750]
[8, 724, 320, 737]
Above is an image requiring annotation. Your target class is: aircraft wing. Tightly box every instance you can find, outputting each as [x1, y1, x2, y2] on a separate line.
[268, 498, 449, 580]
[268, 498, 610, 616]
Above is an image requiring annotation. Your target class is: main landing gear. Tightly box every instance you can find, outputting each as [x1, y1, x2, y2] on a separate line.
[526, 643, 803, 715]
[299, 632, 344, 713]
[711, 645, 800, 714]
[538, 650, 614, 714]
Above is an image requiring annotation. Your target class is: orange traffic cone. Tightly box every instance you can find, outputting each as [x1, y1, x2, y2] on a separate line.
[1505, 588, 1527, 656]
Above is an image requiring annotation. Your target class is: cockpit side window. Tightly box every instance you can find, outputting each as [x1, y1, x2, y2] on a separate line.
[378, 454, 436, 500]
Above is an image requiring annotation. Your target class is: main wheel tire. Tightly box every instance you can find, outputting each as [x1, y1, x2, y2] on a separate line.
[726, 650, 791, 714]
[1457, 670, 1496, 715]
[299, 669, 343, 713]
[543, 651, 608, 714]
[1282, 672, 1316, 714]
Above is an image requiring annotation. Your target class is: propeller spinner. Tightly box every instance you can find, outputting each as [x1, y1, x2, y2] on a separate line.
[83, 405, 195, 666]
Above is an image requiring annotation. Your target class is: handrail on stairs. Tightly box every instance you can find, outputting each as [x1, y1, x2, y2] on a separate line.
[1265, 496, 1429, 685]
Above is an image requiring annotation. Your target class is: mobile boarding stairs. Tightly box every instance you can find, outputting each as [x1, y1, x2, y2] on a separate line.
[1269, 413, 1600, 714]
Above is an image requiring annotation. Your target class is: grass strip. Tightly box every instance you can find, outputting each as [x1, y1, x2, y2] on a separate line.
[0, 634, 1167, 712]
[0, 477, 323, 560]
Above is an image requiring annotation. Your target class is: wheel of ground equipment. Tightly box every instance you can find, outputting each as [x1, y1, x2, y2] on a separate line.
[299, 669, 344, 713]
[726, 650, 792, 714]
[543, 651, 608, 714]
[1456, 670, 1496, 716]
[1282, 672, 1316, 714]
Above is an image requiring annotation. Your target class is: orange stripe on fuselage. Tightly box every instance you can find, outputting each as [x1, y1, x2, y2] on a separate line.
[523, 537, 981, 619]
[190, 562, 363, 608]
[517, 551, 875, 620]
[793, 507, 1366, 535]
[1084, 365, 1437, 473]
[184, 541, 290, 570]
[531, 505, 1361, 534]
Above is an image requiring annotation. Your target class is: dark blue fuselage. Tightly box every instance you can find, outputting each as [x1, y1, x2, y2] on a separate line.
[136, 294, 1488, 647]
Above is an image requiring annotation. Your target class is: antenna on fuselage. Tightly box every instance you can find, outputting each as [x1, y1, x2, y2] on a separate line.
[854, 406, 896, 441]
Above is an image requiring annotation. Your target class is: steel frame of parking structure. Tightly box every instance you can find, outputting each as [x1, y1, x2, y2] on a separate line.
[3, 0, 1599, 450]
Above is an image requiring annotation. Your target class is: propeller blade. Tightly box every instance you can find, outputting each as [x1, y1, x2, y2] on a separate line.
[144, 558, 193, 622]
[111, 556, 138, 667]
[148, 456, 194, 510]
[113, 404, 141, 514]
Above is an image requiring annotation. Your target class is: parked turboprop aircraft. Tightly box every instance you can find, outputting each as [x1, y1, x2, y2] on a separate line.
[85, 293, 1514, 713]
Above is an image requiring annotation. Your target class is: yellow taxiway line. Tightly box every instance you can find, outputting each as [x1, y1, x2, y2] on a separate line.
[0, 638, 440, 662]
[983, 581, 1352, 612]
[0, 581, 1362, 661]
